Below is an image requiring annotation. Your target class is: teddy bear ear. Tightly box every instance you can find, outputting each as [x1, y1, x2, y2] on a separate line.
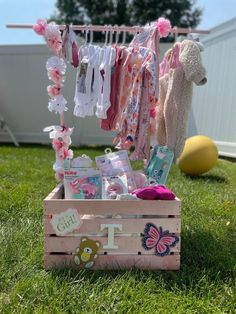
[81, 236, 88, 242]
[96, 241, 101, 248]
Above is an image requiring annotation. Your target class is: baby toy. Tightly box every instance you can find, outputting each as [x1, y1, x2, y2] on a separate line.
[145, 145, 174, 184]
[102, 174, 128, 199]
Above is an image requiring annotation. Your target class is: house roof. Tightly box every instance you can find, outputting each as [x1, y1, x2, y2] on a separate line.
[202, 16, 236, 44]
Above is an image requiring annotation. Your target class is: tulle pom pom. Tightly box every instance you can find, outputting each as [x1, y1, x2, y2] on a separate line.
[33, 19, 47, 35]
[156, 17, 172, 38]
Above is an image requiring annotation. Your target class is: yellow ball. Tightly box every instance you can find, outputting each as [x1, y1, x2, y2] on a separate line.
[177, 135, 218, 175]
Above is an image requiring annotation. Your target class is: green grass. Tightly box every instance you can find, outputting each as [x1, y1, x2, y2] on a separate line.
[0, 144, 235, 313]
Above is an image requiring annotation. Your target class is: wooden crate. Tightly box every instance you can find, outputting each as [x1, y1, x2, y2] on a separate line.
[44, 184, 181, 270]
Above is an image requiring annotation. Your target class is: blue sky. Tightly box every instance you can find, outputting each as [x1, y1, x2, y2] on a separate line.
[0, 0, 235, 44]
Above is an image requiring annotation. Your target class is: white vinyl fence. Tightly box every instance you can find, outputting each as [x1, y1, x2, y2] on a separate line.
[189, 18, 236, 157]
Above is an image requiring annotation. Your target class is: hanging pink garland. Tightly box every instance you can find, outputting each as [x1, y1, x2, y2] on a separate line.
[33, 19, 74, 181]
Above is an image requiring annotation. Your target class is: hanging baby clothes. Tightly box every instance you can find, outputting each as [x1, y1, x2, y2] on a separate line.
[156, 39, 207, 161]
[74, 45, 116, 118]
[113, 48, 143, 149]
[113, 48, 134, 135]
[74, 45, 96, 117]
[91, 47, 104, 109]
[156, 42, 182, 148]
[96, 46, 116, 119]
[129, 23, 160, 87]
[100, 46, 126, 131]
[129, 48, 157, 160]
[114, 24, 159, 160]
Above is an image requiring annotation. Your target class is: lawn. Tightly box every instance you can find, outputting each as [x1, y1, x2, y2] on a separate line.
[0, 144, 235, 313]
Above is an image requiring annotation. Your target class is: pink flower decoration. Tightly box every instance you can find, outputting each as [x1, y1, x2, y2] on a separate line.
[47, 68, 64, 84]
[52, 138, 65, 151]
[58, 147, 73, 160]
[45, 22, 62, 54]
[46, 56, 66, 74]
[47, 84, 61, 98]
[33, 19, 47, 36]
[156, 17, 172, 38]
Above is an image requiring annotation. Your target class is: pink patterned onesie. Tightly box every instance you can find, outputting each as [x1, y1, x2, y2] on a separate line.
[127, 25, 160, 159]
[113, 48, 134, 147]
[130, 48, 157, 160]
[114, 47, 157, 158]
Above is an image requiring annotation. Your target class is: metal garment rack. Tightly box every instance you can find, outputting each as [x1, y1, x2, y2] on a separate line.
[6, 24, 210, 35]
[0, 114, 19, 147]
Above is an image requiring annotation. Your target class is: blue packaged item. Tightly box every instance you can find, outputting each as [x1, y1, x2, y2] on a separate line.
[145, 145, 174, 185]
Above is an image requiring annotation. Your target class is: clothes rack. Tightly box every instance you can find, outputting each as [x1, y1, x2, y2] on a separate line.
[6, 24, 210, 35]
[5, 20, 209, 168]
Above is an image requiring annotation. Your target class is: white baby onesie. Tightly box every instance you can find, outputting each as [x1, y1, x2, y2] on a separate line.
[90, 46, 104, 108]
[96, 46, 116, 119]
[74, 45, 96, 118]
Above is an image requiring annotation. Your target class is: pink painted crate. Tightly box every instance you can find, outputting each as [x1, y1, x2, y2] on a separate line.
[44, 184, 181, 270]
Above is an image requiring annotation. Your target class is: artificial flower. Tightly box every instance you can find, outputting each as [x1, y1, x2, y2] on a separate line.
[33, 19, 47, 36]
[47, 84, 62, 98]
[155, 17, 172, 38]
[43, 125, 73, 145]
[58, 147, 74, 160]
[48, 95, 68, 114]
[52, 138, 65, 151]
[45, 22, 62, 54]
[46, 56, 66, 73]
[47, 69, 64, 84]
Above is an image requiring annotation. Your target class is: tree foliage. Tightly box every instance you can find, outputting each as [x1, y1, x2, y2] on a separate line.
[52, 0, 202, 28]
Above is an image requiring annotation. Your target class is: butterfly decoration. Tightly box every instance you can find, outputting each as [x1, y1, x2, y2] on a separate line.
[142, 223, 179, 256]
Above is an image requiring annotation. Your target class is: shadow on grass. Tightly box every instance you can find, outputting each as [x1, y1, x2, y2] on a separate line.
[180, 228, 235, 273]
[184, 174, 228, 184]
[219, 156, 236, 163]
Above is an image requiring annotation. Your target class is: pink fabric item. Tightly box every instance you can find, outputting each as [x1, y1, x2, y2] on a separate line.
[159, 42, 182, 78]
[129, 25, 159, 94]
[71, 41, 79, 68]
[113, 49, 133, 147]
[130, 68, 149, 160]
[169, 43, 182, 69]
[130, 49, 157, 160]
[132, 185, 175, 200]
[159, 55, 170, 77]
[101, 46, 124, 131]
